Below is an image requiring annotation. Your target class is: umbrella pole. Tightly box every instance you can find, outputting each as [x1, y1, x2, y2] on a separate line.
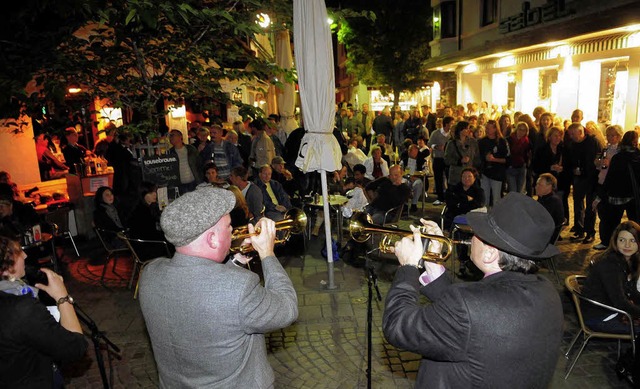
[321, 171, 336, 289]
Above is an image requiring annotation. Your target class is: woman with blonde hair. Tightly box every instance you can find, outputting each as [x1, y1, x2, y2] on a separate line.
[585, 121, 607, 149]
[227, 185, 250, 228]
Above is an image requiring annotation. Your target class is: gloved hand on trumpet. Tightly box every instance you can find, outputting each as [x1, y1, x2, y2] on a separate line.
[393, 219, 447, 281]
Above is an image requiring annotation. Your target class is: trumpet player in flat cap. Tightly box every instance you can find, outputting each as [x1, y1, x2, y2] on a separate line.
[139, 186, 298, 388]
[383, 193, 563, 388]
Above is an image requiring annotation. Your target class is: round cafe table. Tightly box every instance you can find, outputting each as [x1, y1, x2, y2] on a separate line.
[304, 195, 349, 244]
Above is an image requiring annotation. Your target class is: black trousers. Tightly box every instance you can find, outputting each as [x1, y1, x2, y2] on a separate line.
[433, 157, 446, 201]
[572, 177, 597, 235]
[598, 200, 638, 244]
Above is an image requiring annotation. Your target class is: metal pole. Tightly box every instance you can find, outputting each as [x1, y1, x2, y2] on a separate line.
[320, 171, 336, 289]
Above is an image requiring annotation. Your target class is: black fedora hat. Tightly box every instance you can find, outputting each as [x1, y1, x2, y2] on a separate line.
[465, 193, 560, 260]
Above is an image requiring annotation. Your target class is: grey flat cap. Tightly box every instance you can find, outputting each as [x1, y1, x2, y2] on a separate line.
[160, 186, 235, 247]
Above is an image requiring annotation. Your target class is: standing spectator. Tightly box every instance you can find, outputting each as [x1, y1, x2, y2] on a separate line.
[93, 125, 117, 160]
[168, 129, 201, 194]
[533, 126, 570, 223]
[444, 121, 481, 187]
[249, 118, 276, 177]
[232, 120, 252, 168]
[110, 132, 141, 213]
[429, 116, 453, 205]
[372, 106, 393, 139]
[594, 130, 640, 249]
[383, 193, 562, 388]
[201, 125, 243, 180]
[138, 187, 298, 389]
[62, 128, 91, 175]
[358, 103, 375, 138]
[0, 236, 88, 388]
[506, 122, 531, 194]
[478, 119, 509, 206]
[193, 127, 211, 154]
[498, 114, 513, 138]
[592, 125, 624, 249]
[403, 106, 422, 143]
[422, 105, 437, 135]
[566, 123, 602, 244]
[393, 111, 409, 150]
[229, 166, 263, 224]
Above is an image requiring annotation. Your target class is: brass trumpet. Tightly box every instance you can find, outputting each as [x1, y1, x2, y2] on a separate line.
[230, 208, 308, 254]
[349, 212, 471, 263]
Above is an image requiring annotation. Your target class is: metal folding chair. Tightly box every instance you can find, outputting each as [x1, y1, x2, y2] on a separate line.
[564, 275, 636, 379]
[45, 205, 80, 257]
[95, 227, 129, 285]
[117, 232, 171, 299]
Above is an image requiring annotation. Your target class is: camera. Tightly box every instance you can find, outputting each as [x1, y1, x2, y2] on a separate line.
[25, 266, 48, 286]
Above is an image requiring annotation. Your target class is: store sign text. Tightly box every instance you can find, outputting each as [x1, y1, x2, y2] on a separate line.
[499, 0, 576, 34]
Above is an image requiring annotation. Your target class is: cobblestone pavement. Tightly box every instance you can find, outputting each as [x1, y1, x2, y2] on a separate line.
[56, 195, 633, 389]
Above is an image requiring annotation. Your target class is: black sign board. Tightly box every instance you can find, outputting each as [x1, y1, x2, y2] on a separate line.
[141, 155, 180, 187]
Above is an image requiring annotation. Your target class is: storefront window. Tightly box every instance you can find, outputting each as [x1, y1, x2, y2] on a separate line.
[598, 60, 628, 125]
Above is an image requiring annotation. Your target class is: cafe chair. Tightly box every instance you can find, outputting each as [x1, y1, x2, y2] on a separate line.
[117, 232, 171, 299]
[383, 204, 404, 228]
[95, 227, 130, 285]
[44, 204, 80, 257]
[543, 222, 565, 284]
[564, 274, 636, 379]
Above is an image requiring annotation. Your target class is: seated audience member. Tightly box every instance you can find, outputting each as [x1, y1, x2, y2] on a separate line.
[342, 178, 368, 218]
[344, 138, 368, 171]
[369, 134, 393, 164]
[535, 173, 564, 229]
[443, 167, 485, 231]
[254, 165, 292, 222]
[0, 184, 40, 238]
[0, 235, 88, 387]
[364, 165, 411, 225]
[364, 146, 389, 180]
[401, 144, 427, 212]
[228, 166, 263, 224]
[198, 162, 228, 189]
[328, 164, 349, 195]
[270, 156, 298, 198]
[35, 133, 68, 180]
[93, 186, 126, 232]
[129, 181, 164, 242]
[227, 185, 250, 228]
[352, 164, 371, 186]
[581, 221, 640, 334]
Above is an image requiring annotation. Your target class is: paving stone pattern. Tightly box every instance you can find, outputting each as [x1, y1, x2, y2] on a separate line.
[57, 195, 633, 388]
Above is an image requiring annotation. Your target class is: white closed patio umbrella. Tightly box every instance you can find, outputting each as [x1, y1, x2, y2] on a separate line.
[293, 0, 342, 289]
[275, 29, 298, 138]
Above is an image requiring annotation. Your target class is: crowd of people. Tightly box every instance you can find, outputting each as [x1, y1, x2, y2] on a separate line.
[5, 99, 640, 387]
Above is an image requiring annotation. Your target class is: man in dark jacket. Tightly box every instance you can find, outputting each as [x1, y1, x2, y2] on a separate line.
[383, 193, 563, 388]
[168, 129, 202, 194]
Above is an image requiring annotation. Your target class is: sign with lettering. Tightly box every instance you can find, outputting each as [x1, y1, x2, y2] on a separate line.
[499, 0, 575, 34]
[141, 155, 180, 187]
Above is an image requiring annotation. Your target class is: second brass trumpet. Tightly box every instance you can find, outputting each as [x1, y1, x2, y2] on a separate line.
[349, 212, 469, 263]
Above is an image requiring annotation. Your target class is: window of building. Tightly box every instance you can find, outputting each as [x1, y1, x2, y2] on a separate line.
[480, 0, 497, 27]
[434, 1, 456, 40]
[598, 59, 628, 125]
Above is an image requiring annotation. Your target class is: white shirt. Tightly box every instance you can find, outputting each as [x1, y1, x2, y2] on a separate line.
[342, 187, 368, 218]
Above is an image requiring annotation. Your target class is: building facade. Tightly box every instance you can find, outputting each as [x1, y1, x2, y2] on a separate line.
[428, 0, 640, 128]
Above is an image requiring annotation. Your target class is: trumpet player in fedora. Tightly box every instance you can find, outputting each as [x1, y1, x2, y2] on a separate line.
[383, 193, 563, 388]
[139, 186, 298, 388]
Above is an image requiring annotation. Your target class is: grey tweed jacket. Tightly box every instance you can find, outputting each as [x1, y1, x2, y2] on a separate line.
[139, 253, 298, 388]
